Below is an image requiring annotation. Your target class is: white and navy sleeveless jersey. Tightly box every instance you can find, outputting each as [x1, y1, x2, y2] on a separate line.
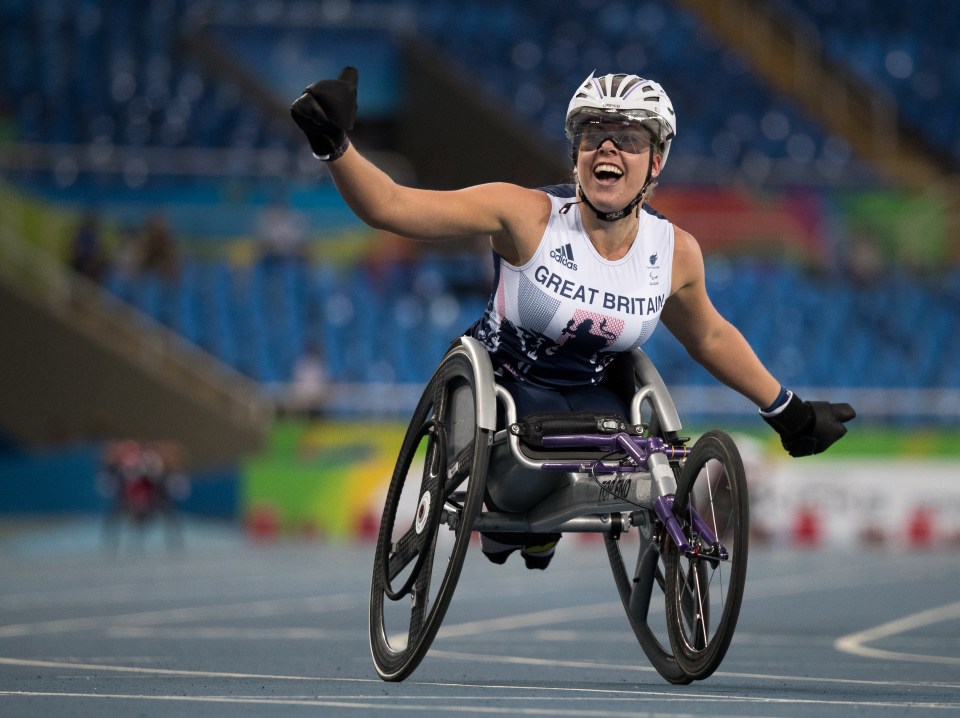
[469, 185, 674, 388]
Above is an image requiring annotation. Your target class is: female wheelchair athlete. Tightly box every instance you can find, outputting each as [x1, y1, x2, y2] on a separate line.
[369, 336, 748, 685]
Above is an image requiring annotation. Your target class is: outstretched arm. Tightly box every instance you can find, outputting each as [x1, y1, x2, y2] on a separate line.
[661, 227, 781, 408]
[662, 227, 855, 456]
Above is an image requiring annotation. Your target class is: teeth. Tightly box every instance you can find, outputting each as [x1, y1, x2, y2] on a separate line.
[594, 164, 623, 177]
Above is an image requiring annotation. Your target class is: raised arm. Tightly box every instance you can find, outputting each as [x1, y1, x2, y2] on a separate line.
[322, 146, 530, 240]
[290, 67, 549, 253]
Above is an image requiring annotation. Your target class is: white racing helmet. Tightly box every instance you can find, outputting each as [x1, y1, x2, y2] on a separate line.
[565, 72, 677, 168]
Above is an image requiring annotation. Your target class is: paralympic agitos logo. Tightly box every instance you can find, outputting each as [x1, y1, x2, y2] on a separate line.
[550, 243, 578, 270]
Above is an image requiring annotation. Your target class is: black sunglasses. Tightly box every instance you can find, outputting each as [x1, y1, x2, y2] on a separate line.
[577, 122, 653, 154]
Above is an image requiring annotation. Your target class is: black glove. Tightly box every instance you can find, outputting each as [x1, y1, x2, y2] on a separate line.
[290, 66, 358, 159]
[762, 391, 856, 457]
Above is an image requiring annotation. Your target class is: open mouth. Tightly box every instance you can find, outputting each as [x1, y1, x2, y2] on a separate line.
[593, 163, 623, 185]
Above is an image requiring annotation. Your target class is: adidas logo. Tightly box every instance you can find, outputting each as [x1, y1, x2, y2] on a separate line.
[550, 243, 578, 270]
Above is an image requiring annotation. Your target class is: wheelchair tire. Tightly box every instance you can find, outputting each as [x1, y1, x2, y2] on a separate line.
[605, 527, 693, 685]
[663, 430, 748, 681]
[369, 349, 491, 682]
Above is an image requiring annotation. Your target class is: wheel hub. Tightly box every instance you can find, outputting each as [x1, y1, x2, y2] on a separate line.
[415, 491, 432, 534]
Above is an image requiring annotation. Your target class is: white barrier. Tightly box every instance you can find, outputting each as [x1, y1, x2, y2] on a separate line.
[743, 445, 960, 550]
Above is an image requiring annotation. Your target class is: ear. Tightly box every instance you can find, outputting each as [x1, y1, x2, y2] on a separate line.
[649, 152, 663, 178]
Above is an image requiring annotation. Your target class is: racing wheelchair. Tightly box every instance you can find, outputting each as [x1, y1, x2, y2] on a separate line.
[369, 336, 748, 684]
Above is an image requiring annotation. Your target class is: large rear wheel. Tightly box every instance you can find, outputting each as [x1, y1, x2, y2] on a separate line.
[369, 350, 490, 682]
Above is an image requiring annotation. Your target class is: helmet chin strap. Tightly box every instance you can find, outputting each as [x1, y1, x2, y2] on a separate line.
[560, 152, 656, 222]
[574, 185, 644, 222]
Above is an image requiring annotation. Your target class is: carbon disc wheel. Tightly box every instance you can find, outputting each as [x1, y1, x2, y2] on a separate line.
[369, 349, 490, 682]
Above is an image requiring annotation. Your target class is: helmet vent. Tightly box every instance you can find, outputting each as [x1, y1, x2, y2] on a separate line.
[613, 75, 641, 97]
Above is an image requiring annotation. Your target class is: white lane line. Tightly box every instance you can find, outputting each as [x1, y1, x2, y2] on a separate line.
[437, 557, 943, 642]
[0, 571, 301, 610]
[835, 599, 960, 666]
[0, 690, 695, 717]
[3, 691, 640, 716]
[428, 650, 960, 690]
[2, 688, 959, 713]
[0, 656, 375, 682]
[437, 602, 623, 639]
[430, 649, 658, 675]
[743, 554, 931, 600]
[0, 593, 358, 637]
[0, 657, 669, 698]
[418, 685, 960, 712]
[105, 626, 361, 640]
[3, 656, 960, 710]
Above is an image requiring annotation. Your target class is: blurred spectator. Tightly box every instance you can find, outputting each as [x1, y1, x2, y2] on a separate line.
[139, 213, 180, 280]
[255, 195, 307, 265]
[112, 222, 143, 280]
[289, 341, 329, 419]
[68, 211, 108, 282]
[98, 439, 191, 552]
[844, 228, 885, 287]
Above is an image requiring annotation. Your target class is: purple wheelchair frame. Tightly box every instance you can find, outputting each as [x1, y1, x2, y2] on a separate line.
[537, 432, 727, 561]
[458, 332, 732, 564]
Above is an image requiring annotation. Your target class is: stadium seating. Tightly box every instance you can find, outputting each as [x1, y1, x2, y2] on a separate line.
[2, 0, 958, 420]
[0, 0, 882, 195]
[410, 0, 878, 185]
[781, 0, 960, 166]
[4, 0, 956, 186]
[101, 254, 960, 412]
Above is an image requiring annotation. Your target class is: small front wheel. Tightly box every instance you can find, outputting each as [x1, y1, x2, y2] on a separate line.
[663, 430, 748, 681]
[605, 522, 692, 685]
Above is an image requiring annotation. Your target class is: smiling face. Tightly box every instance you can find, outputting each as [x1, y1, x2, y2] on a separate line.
[573, 122, 662, 212]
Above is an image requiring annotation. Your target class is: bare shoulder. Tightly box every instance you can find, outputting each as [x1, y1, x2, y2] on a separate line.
[672, 225, 703, 264]
[450, 182, 550, 226]
[480, 183, 552, 221]
[670, 225, 706, 295]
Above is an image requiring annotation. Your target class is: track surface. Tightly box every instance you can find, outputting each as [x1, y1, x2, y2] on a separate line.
[1, 519, 959, 717]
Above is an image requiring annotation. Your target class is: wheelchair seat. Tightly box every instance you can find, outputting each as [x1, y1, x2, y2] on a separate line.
[484, 345, 680, 514]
